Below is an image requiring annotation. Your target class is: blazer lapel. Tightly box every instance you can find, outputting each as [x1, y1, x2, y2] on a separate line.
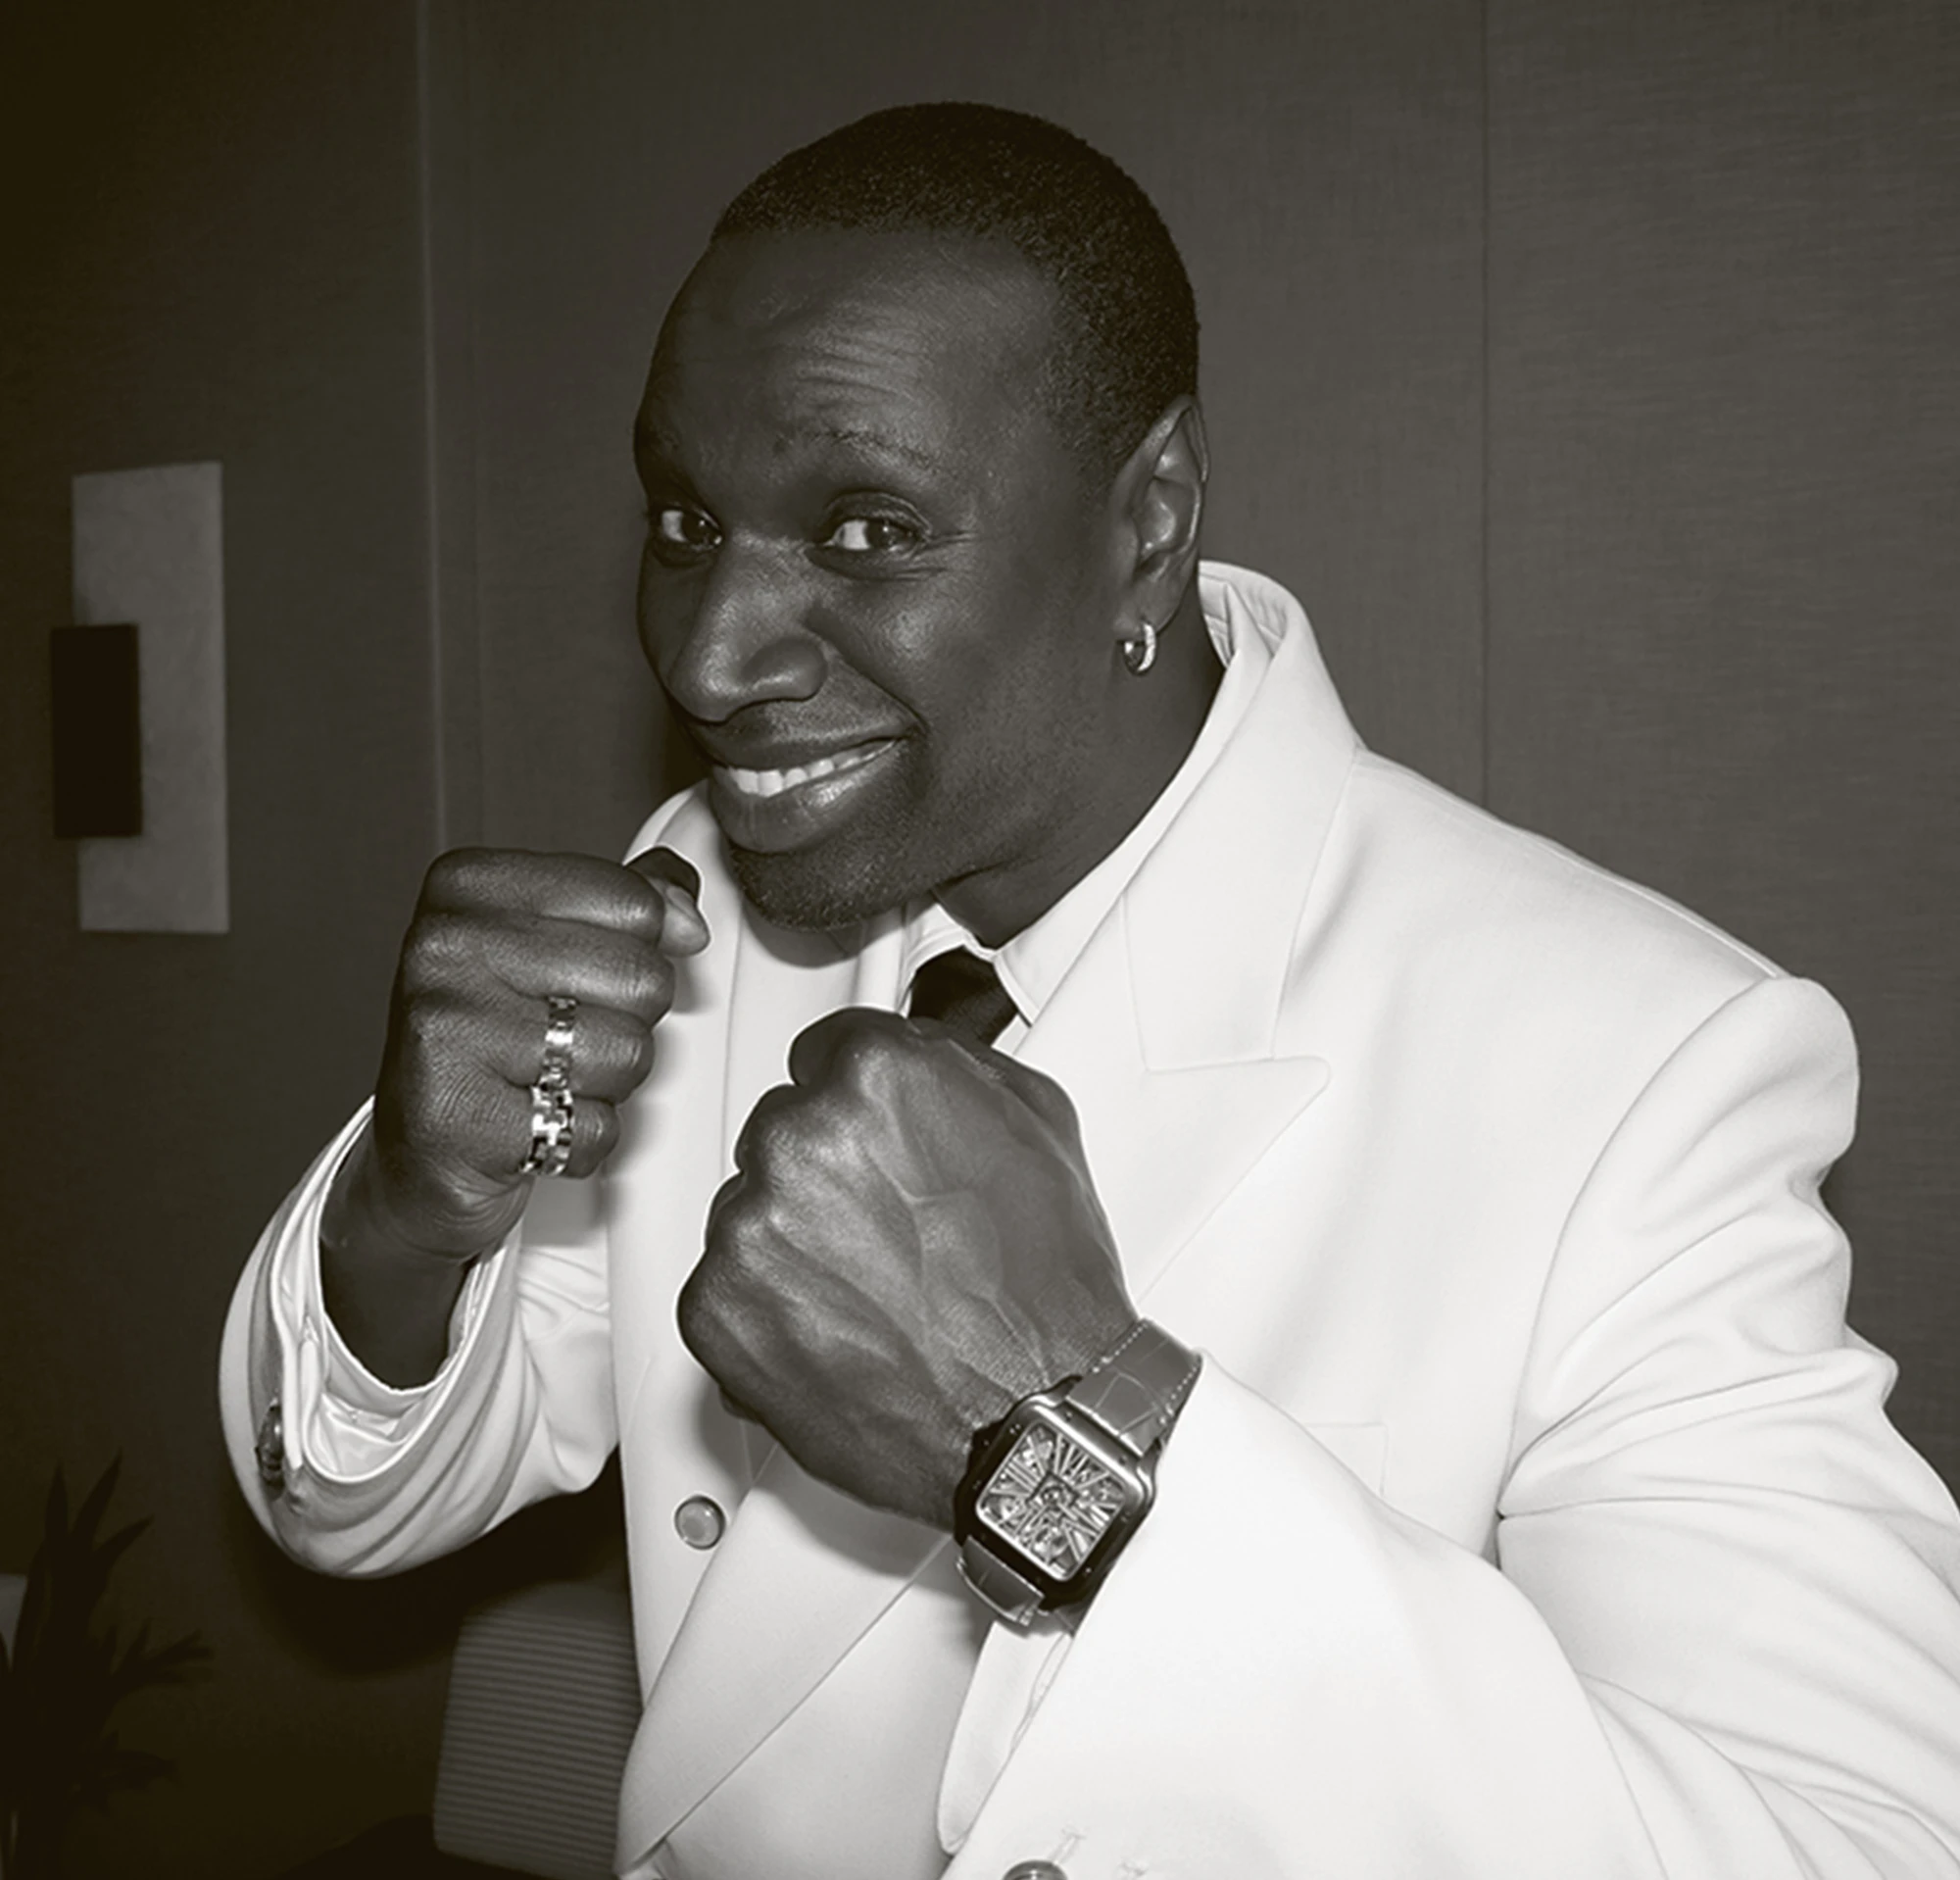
[1018, 904, 1330, 1308]
[1021, 569, 1356, 1303]
[620, 1446, 950, 1858]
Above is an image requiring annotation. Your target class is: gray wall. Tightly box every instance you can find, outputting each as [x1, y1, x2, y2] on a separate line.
[1, 3, 1953, 1872]
[2, 7, 446, 1874]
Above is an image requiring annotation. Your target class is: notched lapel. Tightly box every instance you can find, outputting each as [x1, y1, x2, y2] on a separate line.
[1020, 900, 1329, 1306]
[1016, 591, 1354, 1300]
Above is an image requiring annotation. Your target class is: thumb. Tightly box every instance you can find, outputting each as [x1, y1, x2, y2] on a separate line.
[628, 845, 710, 955]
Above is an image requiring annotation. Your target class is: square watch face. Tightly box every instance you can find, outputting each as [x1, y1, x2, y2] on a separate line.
[975, 1420, 1135, 1574]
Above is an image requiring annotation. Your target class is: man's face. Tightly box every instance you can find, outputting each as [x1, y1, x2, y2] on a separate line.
[634, 229, 1131, 940]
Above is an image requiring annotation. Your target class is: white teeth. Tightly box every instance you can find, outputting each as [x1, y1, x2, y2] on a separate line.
[722, 745, 883, 799]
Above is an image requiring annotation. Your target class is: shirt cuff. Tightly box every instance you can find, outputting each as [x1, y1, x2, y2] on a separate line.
[266, 1104, 512, 1484]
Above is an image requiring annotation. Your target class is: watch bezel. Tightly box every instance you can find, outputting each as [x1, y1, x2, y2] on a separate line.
[954, 1391, 1156, 1610]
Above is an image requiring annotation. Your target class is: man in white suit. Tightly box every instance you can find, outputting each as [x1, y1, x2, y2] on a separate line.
[221, 104, 1960, 1877]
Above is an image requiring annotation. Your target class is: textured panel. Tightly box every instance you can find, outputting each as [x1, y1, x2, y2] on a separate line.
[433, 1580, 642, 1880]
[72, 462, 227, 932]
[1487, 0, 1960, 1476]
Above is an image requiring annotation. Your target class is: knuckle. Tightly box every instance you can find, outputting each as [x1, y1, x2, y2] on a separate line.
[423, 846, 501, 906]
[396, 985, 472, 1063]
[735, 1085, 823, 1177]
[614, 1021, 658, 1086]
[701, 1171, 743, 1247]
[830, 1022, 901, 1091]
[676, 1258, 733, 1361]
[580, 1100, 620, 1165]
[399, 911, 476, 993]
[618, 873, 668, 938]
[623, 946, 676, 1019]
[583, 867, 664, 943]
[420, 848, 469, 903]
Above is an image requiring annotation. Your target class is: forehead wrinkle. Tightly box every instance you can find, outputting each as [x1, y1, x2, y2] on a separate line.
[773, 424, 945, 471]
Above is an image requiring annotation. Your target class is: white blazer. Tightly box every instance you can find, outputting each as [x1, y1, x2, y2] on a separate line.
[223, 565, 1960, 1878]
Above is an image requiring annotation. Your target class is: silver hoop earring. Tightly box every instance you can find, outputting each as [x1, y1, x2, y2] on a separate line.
[1120, 619, 1158, 675]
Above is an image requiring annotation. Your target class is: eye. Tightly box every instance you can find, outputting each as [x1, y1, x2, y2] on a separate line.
[823, 514, 919, 554]
[647, 505, 720, 559]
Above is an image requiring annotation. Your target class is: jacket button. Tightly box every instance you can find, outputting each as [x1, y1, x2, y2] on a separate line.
[1003, 1866, 1067, 1880]
[673, 1495, 726, 1549]
[255, 1402, 284, 1491]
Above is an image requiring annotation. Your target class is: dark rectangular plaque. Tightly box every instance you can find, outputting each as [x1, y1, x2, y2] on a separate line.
[50, 622, 143, 838]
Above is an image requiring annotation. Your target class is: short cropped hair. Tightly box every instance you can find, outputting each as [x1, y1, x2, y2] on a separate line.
[712, 102, 1200, 481]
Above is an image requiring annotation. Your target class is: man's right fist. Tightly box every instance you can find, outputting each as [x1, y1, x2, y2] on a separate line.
[334, 845, 709, 1270]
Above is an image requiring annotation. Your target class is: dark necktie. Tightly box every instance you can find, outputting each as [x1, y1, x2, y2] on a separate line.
[906, 948, 1019, 1048]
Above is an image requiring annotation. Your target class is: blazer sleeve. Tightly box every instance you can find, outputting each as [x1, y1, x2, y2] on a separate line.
[943, 976, 1960, 1879]
[215, 797, 705, 1575]
[217, 1108, 617, 1576]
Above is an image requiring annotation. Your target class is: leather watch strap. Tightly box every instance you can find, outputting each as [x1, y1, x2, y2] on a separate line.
[956, 1538, 1048, 1628]
[1065, 1318, 1201, 1455]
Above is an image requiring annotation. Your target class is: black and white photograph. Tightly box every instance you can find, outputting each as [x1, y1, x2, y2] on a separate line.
[3, 4, 1958, 1876]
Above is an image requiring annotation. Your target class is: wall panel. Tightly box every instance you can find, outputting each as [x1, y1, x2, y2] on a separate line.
[0, 6, 448, 1873]
[1486, 0, 1960, 1473]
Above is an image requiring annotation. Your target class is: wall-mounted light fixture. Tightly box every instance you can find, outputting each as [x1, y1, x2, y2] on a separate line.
[50, 620, 142, 839]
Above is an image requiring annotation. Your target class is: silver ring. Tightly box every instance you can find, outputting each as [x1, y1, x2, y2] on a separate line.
[519, 994, 578, 1176]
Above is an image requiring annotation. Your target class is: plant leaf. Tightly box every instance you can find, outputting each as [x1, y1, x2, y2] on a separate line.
[70, 1458, 122, 1554]
[3, 1458, 208, 1847]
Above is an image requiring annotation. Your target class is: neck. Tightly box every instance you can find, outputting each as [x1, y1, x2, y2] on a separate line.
[940, 590, 1221, 947]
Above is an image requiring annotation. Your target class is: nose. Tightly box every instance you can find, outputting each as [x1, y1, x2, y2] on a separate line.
[646, 539, 827, 724]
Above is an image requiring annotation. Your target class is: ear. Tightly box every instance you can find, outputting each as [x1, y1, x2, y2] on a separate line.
[1108, 395, 1209, 649]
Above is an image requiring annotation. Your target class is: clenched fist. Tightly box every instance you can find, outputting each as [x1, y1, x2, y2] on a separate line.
[321, 845, 708, 1384]
[678, 1008, 1139, 1530]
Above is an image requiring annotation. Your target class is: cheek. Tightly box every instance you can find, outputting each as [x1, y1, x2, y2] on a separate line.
[636, 552, 681, 672]
[901, 564, 1105, 747]
[953, 617, 1108, 778]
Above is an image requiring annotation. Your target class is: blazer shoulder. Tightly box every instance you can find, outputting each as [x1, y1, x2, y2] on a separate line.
[1311, 751, 1795, 1046]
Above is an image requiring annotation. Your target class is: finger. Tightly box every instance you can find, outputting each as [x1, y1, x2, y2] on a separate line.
[505, 1089, 622, 1182]
[479, 998, 658, 1106]
[423, 847, 671, 941]
[626, 847, 710, 957]
[988, 1051, 1085, 1141]
[730, 1081, 810, 1175]
[703, 1167, 748, 1245]
[433, 912, 679, 1024]
[784, 1005, 914, 1088]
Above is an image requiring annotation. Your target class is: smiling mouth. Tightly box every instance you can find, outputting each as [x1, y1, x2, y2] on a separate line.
[717, 740, 896, 800]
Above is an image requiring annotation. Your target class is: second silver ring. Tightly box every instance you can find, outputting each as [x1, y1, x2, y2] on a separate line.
[519, 994, 579, 1176]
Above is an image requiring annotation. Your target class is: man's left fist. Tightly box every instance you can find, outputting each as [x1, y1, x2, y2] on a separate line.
[677, 1008, 1139, 1529]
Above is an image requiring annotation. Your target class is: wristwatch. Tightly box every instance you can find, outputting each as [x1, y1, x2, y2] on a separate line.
[954, 1319, 1201, 1627]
